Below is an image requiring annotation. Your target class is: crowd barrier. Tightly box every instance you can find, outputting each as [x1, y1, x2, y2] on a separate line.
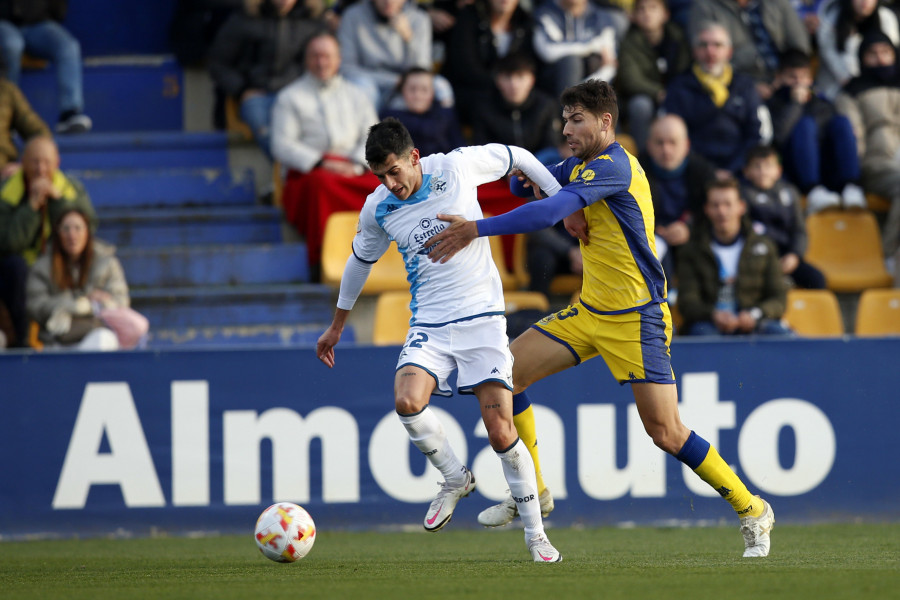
[1, 337, 897, 538]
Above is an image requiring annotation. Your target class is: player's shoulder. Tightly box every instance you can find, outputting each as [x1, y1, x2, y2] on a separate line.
[581, 143, 632, 177]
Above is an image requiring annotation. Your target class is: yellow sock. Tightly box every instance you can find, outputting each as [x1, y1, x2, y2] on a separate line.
[694, 446, 763, 518]
[513, 405, 546, 495]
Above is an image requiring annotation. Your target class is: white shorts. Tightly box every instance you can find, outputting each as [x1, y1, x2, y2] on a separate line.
[396, 315, 514, 396]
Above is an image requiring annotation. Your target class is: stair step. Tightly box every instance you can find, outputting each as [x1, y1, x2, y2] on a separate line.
[97, 205, 281, 246]
[130, 284, 334, 328]
[148, 323, 354, 348]
[118, 243, 309, 287]
[57, 131, 229, 169]
[75, 168, 256, 209]
[20, 56, 183, 132]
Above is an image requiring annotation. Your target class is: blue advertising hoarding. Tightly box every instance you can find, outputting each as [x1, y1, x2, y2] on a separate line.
[1, 338, 898, 539]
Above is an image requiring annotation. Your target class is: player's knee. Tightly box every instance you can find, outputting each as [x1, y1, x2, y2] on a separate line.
[485, 419, 517, 451]
[645, 424, 684, 455]
[394, 394, 426, 416]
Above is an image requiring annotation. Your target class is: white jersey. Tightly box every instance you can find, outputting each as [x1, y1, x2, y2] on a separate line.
[352, 145, 516, 326]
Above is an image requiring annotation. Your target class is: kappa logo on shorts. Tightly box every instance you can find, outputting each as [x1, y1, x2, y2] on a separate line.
[490, 367, 500, 374]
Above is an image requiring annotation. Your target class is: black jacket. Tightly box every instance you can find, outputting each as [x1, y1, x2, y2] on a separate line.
[471, 87, 560, 153]
[207, 7, 325, 97]
[0, 0, 66, 25]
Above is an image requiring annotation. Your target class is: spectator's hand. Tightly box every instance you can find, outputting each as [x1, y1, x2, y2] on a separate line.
[427, 214, 478, 263]
[712, 309, 738, 333]
[568, 246, 583, 274]
[790, 85, 811, 105]
[736, 310, 758, 333]
[755, 81, 774, 101]
[28, 177, 59, 211]
[428, 8, 455, 32]
[563, 209, 589, 246]
[780, 253, 800, 274]
[320, 158, 362, 177]
[240, 88, 265, 103]
[88, 289, 113, 308]
[46, 306, 73, 336]
[658, 221, 690, 246]
[1, 162, 21, 180]
[391, 13, 413, 43]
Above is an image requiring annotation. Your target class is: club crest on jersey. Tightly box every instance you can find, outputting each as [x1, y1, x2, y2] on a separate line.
[581, 169, 596, 181]
[430, 176, 448, 194]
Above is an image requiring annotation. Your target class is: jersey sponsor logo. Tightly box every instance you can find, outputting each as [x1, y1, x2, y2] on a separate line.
[413, 219, 448, 254]
[581, 169, 596, 181]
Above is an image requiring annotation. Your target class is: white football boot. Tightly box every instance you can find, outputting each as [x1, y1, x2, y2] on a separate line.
[423, 468, 475, 532]
[740, 496, 775, 557]
[478, 487, 554, 527]
[527, 533, 562, 563]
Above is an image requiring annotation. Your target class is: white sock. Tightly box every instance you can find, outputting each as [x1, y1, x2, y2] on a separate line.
[398, 406, 467, 484]
[497, 437, 544, 539]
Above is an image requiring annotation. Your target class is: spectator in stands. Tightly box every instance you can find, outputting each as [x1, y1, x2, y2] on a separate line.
[835, 31, 900, 260]
[616, 0, 691, 153]
[790, 0, 826, 44]
[0, 69, 50, 177]
[677, 177, 791, 336]
[208, 0, 326, 157]
[640, 114, 716, 286]
[0, 135, 95, 348]
[663, 21, 764, 176]
[338, 0, 452, 110]
[0, 0, 92, 133]
[767, 49, 866, 212]
[740, 145, 826, 289]
[270, 31, 378, 268]
[532, 0, 620, 97]
[380, 67, 465, 157]
[689, 0, 811, 100]
[471, 52, 561, 161]
[25, 208, 136, 350]
[440, 0, 536, 128]
[816, 0, 900, 100]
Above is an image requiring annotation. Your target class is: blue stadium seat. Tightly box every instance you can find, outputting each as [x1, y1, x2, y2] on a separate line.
[76, 168, 256, 209]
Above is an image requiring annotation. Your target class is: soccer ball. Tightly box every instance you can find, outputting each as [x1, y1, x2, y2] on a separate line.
[254, 502, 317, 563]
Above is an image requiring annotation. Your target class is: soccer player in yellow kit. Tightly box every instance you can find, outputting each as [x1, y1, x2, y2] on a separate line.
[427, 79, 774, 557]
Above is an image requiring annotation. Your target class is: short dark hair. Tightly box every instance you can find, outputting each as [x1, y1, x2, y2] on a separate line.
[745, 144, 779, 165]
[778, 49, 812, 72]
[494, 51, 536, 76]
[560, 79, 619, 128]
[365, 117, 415, 166]
[705, 176, 742, 201]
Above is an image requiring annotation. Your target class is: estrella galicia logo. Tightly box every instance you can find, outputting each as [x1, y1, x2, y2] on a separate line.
[420, 218, 432, 230]
[412, 217, 447, 254]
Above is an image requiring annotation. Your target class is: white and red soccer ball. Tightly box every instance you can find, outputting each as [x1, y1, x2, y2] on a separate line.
[254, 502, 317, 563]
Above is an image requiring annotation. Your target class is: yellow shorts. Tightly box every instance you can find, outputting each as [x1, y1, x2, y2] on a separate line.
[532, 300, 675, 384]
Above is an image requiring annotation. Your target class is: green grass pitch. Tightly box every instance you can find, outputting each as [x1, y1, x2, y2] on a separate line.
[1, 524, 897, 600]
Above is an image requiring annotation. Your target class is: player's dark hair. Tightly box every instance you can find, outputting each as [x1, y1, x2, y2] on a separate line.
[365, 118, 415, 166]
[705, 176, 742, 201]
[560, 79, 619, 128]
[745, 144, 779, 165]
[778, 49, 812, 72]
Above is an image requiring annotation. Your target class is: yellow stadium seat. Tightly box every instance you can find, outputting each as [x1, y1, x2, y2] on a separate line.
[372, 290, 551, 346]
[866, 193, 891, 213]
[512, 233, 582, 295]
[617, 132, 638, 156]
[372, 291, 413, 346]
[489, 235, 518, 291]
[855, 288, 900, 337]
[320, 211, 409, 294]
[805, 210, 893, 292]
[782, 289, 844, 338]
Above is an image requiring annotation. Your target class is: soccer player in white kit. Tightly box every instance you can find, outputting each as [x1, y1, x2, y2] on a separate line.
[316, 118, 563, 562]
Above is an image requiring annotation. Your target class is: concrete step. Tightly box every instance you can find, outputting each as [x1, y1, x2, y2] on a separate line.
[130, 283, 334, 328]
[57, 131, 229, 169]
[118, 243, 309, 287]
[147, 323, 354, 348]
[97, 205, 281, 247]
[75, 168, 256, 209]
